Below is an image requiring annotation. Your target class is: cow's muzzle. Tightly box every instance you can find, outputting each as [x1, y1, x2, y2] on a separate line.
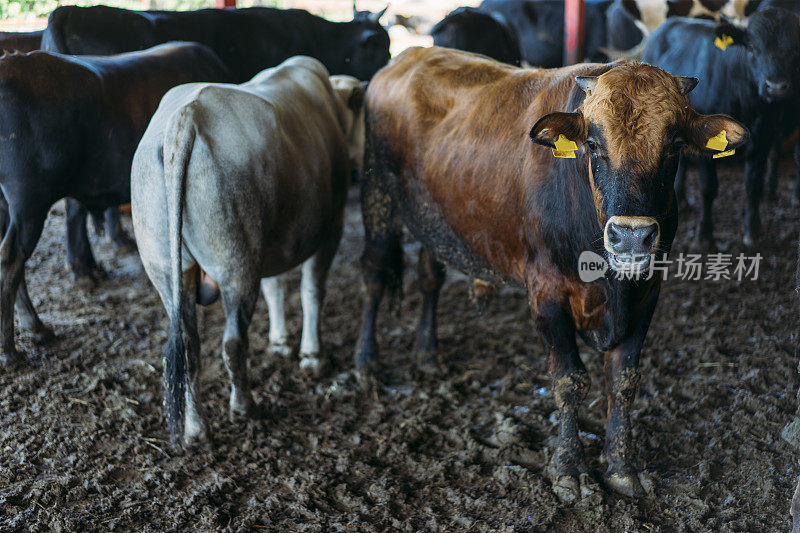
[762, 79, 792, 102]
[604, 216, 660, 274]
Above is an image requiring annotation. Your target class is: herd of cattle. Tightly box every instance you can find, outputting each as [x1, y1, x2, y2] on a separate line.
[0, 0, 799, 524]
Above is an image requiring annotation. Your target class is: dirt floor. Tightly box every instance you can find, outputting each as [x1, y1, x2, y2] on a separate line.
[0, 154, 798, 532]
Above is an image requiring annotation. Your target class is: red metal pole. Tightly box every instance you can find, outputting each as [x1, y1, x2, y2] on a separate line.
[216, 0, 236, 7]
[564, 0, 586, 65]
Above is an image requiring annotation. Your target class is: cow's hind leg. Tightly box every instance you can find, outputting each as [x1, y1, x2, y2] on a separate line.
[696, 159, 718, 249]
[0, 216, 45, 365]
[298, 223, 343, 376]
[15, 274, 53, 343]
[0, 201, 50, 343]
[261, 275, 291, 356]
[220, 285, 259, 418]
[535, 301, 592, 502]
[104, 207, 136, 251]
[65, 199, 100, 287]
[355, 167, 402, 371]
[744, 143, 770, 248]
[415, 248, 445, 356]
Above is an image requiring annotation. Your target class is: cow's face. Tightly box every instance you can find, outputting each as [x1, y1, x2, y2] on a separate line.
[530, 63, 749, 274]
[716, 9, 800, 102]
[347, 7, 391, 81]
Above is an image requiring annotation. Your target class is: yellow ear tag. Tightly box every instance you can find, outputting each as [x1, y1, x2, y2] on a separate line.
[715, 34, 734, 51]
[713, 148, 735, 159]
[552, 134, 578, 159]
[706, 130, 729, 151]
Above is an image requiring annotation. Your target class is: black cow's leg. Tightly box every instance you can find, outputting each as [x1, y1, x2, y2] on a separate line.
[104, 207, 136, 250]
[0, 215, 45, 366]
[0, 222, 24, 365]
[744, 144, 770, 248]
[355, 167, 402, 371]
[674, 151, 689, 207]
[696, 158, 718, 248]
[15, 273, 53, 343]
[534, 301, 591, 502]
[765, 144, 780, 201]
[793, 140, 800, 203]
[220, 284, 259, 419]
[415, 248, 445, 355]
[65, 198, 99, 286]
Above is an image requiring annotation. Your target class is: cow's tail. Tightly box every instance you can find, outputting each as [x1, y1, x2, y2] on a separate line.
[162, 103, 196, 446]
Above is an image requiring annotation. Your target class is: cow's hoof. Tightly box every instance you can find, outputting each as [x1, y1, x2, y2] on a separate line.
[110, 233, 137, 252]
[355, 338, 378, 372]
[552, 473, 597, 503]
[268, 342, 293, 357]
[0, 347, 24, 367]
[603, 469, 649, 498]
[29, 324, 55, 344]
[299, 354, 324, 376]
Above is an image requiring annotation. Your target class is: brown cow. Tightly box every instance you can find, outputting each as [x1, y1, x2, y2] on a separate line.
[355, 47, 749, 501]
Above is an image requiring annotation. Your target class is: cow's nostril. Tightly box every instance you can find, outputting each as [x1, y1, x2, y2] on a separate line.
[607, 224, 622, 246]
[642, 223, 658, 249]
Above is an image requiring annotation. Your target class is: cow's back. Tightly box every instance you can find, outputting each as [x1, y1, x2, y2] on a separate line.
[367, 47, 601, 282]
[642, 18, 755, 119]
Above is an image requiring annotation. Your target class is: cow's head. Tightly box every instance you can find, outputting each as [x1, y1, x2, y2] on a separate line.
[715, 8, 800, 102]
[330, 75, 368, 172]
[346, 4, 391, 81]
[530, 63, 749, 274]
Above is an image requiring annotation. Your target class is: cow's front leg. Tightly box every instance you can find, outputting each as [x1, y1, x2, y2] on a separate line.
[696, 159, 718, 249]
[261, 275, 291, 356]
[534, 302, 592, 502]
[743, 145, 770, 248]
[794, 140, 800, 203]
[601, 342, 646, 497]
[65, 198, 100, 287]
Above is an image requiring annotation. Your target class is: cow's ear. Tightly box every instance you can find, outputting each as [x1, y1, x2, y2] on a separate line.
[715, 20, 747, 47]
[675, 76, 699, 95]
[348, 82, 368, 111]
[684, 112, 750, 156]
[575, 76, 598, 94]
[530, 112, 585, 149]
[369, 6, 388, 24]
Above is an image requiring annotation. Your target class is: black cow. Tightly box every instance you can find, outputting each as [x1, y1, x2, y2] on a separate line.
[42, 5, 389, 82]
[431, 7, 522, 66]
[0, 43, 230, 366]
[478, 0, 613, 67]
[0, 30, 41, 52]
[41, 4, 391, 284]
[643, 8, 800, 247]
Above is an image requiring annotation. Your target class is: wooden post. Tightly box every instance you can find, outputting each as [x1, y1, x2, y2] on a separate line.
[216, 0, 236, 7]
[563, 0, 586, 65]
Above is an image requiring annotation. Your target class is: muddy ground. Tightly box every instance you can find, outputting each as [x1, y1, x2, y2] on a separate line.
[0, 156, 798, 532]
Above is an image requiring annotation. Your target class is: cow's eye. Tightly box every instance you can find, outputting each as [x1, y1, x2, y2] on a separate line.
[586, 139, 598, 151]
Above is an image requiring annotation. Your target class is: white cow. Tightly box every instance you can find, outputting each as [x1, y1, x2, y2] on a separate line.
[131, 56, 366, 446]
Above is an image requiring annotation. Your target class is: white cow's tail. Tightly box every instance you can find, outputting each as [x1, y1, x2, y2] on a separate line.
[162, 103, 196, 446]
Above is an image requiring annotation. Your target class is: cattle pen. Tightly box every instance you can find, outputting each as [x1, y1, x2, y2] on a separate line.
[0, 1, 799, 532]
